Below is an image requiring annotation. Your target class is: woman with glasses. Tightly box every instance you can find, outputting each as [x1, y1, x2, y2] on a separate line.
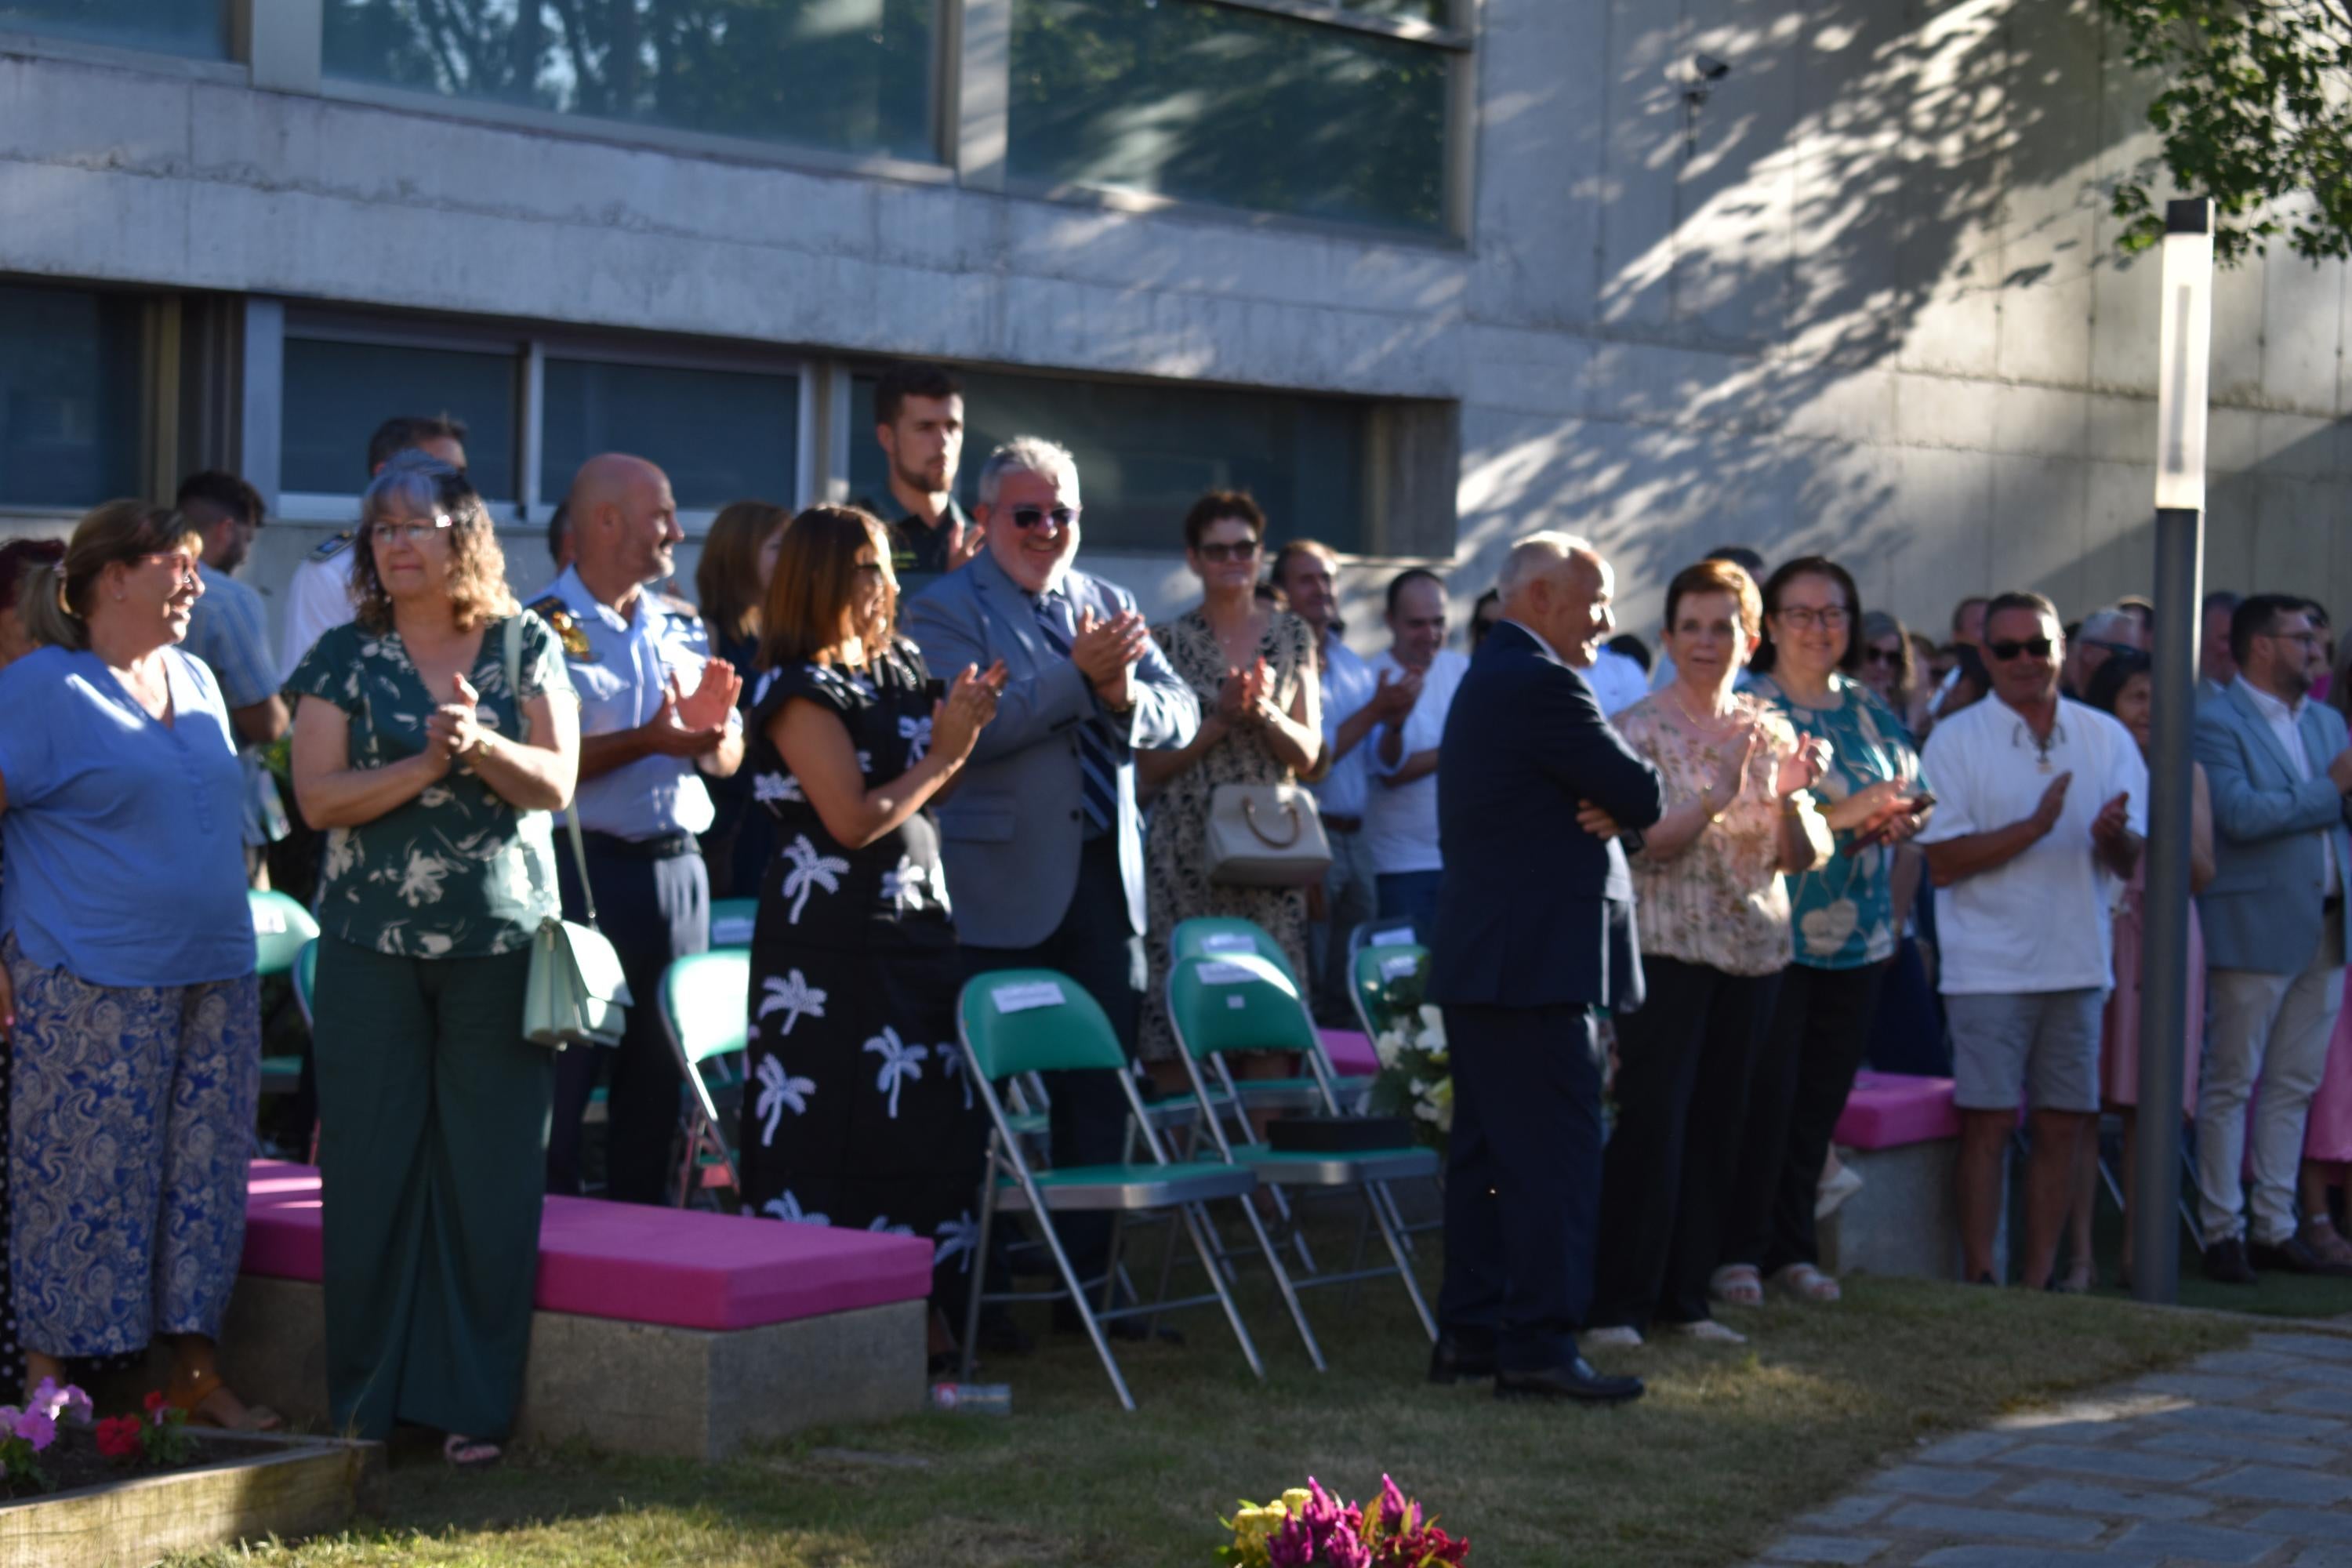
[1857, 609, 1929, 735]
[0, 503, 267, 1418]
[287, 452, 580, 1465]
[1134, 492, 1323, 1069]
[1714, 559, 1933, 1308]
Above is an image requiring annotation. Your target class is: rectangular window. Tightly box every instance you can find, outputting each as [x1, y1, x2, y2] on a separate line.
[0, 285, 144, 510]
[849, 368, 1370, 554]
[322, 0, 936, 163]
[280, 337, 521, 501]
[0, 0, 230, 59]
[1006, 0, 1451, 234]
[540, 358, 797, 514]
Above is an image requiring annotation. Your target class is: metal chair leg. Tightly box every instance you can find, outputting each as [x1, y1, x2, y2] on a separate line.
[958, 1164, 999, 1387]
[1369, 1179, 1439, 1342]
[1230, 1190, 1327, 1372]
[1178, 1202, 1265, 1382]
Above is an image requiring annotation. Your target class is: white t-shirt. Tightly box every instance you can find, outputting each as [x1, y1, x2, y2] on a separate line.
[278, 547, 358, 684]
[1917, 695, 2150, 995]
[1584, 647, 1650, 717]
[1364, 648, 1468, 876]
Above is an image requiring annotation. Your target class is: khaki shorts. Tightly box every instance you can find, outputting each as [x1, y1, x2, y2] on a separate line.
[1946, 988, 2104, 1114]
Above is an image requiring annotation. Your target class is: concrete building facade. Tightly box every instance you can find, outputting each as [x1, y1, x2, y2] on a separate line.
[2, 0, 2347, 658]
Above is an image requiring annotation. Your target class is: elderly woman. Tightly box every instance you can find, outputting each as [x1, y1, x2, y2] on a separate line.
[1134, 492, 1322, 1069]
[288, 454, 579, 1465]
[0, 503, 267, 1419]
[1585, 559, 1829, 1348]
[695, 499, 792, 899]
[1718, 559, 1931, 1308]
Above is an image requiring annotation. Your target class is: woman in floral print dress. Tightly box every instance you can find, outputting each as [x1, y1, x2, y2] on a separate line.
[739, 506, 1002, 1328]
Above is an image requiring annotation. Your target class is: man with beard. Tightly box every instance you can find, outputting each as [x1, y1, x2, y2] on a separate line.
[874, 362, 983, 600]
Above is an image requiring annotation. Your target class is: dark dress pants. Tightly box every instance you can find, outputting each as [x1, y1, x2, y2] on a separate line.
[1591, 956, 1781, 1331]
[1726, 958, 1889, 1276]
[1437, 1002, 1605, 1373]
[548, 833, 710, 1204]
[958, 833, 1140, 1290]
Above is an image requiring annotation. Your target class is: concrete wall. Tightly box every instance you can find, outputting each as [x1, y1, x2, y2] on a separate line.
[2, 0, 2345, 652]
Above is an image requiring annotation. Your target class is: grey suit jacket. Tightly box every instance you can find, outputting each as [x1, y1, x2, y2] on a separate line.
[904, 552, 1200, 950]
[2194, 680, 2352, 974]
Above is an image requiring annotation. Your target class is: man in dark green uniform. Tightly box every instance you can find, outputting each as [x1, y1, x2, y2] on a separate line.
[874, 361, 982, 601]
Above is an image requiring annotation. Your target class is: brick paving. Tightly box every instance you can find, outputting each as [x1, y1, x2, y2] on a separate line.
[1752, 1330, 2352, 1567]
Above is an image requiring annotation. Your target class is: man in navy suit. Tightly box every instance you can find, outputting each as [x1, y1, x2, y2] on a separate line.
[1427, 533, 1664, 1404]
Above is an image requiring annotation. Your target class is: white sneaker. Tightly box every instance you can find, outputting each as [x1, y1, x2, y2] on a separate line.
[1815, 1162, 1865, 1221]
[1672, 1319, 1748, 1345]
[1583, 1325, 1644, 1349]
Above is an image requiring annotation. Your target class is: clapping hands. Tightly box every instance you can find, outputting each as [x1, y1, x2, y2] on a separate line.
[931, 660, 1009, 764]
[423, 673, 488, 770]
[640, 659, 742, 758]
[1073, 608, 1152, 708]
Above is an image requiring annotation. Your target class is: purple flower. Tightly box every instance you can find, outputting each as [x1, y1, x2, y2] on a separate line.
[30, 1378, 92, 1425]
[1377, 1474, 1419, 1539]
[13, 1412, 54, 1452]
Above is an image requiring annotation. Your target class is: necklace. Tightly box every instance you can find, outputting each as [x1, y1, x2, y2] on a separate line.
[1671, 685, 1739, 731]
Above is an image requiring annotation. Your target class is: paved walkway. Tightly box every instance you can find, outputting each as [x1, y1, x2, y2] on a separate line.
[1757, 1328, 2352, 1568]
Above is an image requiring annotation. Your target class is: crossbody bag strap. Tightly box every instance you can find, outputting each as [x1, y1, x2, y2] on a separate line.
[506, 613, 601, 928]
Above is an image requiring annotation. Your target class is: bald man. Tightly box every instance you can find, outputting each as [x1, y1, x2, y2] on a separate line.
[532, 453, 744, 1204]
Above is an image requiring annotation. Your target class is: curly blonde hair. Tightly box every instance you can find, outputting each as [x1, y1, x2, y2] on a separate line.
[350, 452, 517, 633]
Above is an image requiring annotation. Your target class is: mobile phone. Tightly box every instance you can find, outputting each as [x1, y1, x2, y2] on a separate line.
[1907, 793, 1936, 815]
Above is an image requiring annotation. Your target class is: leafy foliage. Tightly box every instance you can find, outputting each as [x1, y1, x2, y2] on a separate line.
[2102, 0, 2352, 263]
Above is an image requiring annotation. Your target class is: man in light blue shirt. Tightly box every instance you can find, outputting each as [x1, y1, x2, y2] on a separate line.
[1272, 542, 1414, 1022]
[532, 453, 743, 1204]
[178, 471, 289, 869]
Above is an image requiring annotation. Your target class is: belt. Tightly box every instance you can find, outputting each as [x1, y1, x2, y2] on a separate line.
[1322, 814, 1363, 834]
[583, 829, 698, 861]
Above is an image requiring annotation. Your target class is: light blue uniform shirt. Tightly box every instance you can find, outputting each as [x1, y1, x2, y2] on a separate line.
[185, 564, 286, 848]
[538, 566, 727, 840]
[0, 646, 252, 986]
[1312, 633, 1377, 819]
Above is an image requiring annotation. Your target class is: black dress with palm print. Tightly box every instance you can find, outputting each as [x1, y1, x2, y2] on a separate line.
[740, 638, 984, 1302]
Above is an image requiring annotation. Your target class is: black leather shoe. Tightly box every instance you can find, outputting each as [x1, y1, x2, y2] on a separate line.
[2201, 1238, 2259, 1285]
[1428, 1335, 1497, 1385]
[2249, 1235, 2352, 1277]
[1494, 1359, 1644, 1406]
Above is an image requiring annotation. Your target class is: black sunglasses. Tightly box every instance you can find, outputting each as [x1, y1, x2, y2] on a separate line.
[1195, 540, 1260, 563]
[1010, 506, 1079, 532]
[1986, 637, 2054, 661]
[1863, 646, 1902, 666]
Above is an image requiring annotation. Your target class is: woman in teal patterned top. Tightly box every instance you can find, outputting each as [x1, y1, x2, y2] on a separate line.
[286, 453, 579, 1467]
[1719, 557, 1934, 1308]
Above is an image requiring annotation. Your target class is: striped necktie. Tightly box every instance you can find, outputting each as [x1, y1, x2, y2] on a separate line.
[1031, 592, 1119, 834]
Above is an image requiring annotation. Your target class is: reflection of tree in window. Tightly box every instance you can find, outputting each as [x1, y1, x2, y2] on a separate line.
[322, 0, 935, 160]
[1009, 0, 1449, 233]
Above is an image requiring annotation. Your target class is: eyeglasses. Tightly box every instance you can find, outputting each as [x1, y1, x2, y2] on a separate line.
[1195, 540, 1260, 564]
[2261, 628, 2324, 648]
[1986, 637, 2054, 661]
[1776, 606, 1851, 632]
[369, 515, 456, 547]
[1863, 646, 1903, 666]
[1009, 506, 1080, 532]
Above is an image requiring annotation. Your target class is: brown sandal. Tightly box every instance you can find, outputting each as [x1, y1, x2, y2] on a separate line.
[167, 1367, 284, 1432]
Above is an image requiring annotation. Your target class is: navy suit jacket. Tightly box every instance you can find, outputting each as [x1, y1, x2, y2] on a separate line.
[1427, 620, 1667, 1012]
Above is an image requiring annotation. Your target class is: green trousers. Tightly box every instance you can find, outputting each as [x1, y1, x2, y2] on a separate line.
[313, 938, 552, 1443]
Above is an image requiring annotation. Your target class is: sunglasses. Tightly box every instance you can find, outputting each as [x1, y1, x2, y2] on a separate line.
[1195, 540, 1260, 564]
[1010, 506, 1080, 532]
[1986, 637, 2054, 661]
[1863, 646, 1902, 666]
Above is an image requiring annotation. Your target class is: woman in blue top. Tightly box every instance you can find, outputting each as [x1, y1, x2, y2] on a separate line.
[0, 500, 268, 1421]
[1719, 557, 1934, 1306]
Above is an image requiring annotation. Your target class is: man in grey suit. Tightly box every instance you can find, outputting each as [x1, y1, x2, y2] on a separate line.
[905, 436, 1200, 1319]
[2194, 593, 2352, 1282]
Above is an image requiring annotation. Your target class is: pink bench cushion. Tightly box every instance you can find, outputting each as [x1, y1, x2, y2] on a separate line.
[242, 1161, 934, 1332]
[1834, 1072, 1961, 1150]
[1321, 1028, 1379, 1076]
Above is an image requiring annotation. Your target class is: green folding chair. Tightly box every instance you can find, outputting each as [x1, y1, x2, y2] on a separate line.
[1168, 952, 1440, 1344]
[659, 949, 752, 1208]
[1352, 941, 1433, 1044]
[1169, 916, 1370, 1115]
[249, 889, 318, 978]
[956, 968, 1292, 1410]
[709, 896, 758, 949]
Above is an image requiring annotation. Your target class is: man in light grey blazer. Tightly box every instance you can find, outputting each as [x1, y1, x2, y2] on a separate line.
[2194, 593, 2352, 1283]
[905, 436, 1200, 1321]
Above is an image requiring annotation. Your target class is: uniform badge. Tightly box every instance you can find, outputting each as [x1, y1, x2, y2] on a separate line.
[309, 531, 355, 562]
[528, 595, 594, 660]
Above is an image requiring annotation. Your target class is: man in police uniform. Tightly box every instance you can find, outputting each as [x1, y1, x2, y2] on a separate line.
[277, 415, 470, 681]
[535, 453, 744, 1204]
[873, 361, 983, 601]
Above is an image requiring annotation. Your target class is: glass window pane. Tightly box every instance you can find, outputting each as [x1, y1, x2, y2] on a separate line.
[540, 359, 797, 514]
[0, 1, 229, 58]
[849, 370, 1367, 554]
[0, 285, 143, 510]
[1008, 0, 1449, 233]
[1347, 0, 1450, 23]
[280, 338, 519, 499]
[323, 1, 935, 163]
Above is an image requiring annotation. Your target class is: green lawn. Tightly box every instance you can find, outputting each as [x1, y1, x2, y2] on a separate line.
[170, 1239, 2255, 1568]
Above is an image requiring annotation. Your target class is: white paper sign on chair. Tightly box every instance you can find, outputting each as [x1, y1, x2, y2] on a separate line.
[991, 980, 1067, 1014]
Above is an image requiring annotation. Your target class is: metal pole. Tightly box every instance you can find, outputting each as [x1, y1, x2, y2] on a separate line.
[2132, 506, 2200, 1304]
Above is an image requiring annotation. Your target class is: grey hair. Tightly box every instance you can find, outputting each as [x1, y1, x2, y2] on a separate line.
[1495, 532, 1598, 599]
[359, 447, 468, 532]
[975, 435, 1080, 508]
[2079, 607, 2137, 645]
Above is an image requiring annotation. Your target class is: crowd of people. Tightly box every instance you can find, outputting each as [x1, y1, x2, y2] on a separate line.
[1, 359, 2349, 1443]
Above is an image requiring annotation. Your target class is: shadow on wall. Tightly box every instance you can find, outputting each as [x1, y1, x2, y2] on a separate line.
[1454, 0, 2349, 633]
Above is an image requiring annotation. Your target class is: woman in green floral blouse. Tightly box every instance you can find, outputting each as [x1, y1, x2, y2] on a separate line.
[287, 453, 579, 1466]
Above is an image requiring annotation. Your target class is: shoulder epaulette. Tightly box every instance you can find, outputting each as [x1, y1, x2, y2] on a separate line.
[307, 532, 355, 562]
[527, 595, 593, 659]
[657, 590, 699, 621]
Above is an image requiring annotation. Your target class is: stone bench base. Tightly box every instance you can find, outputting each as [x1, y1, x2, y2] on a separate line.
[216, 1276, 926, 1460]
[1820, 1138, 1986, 1282]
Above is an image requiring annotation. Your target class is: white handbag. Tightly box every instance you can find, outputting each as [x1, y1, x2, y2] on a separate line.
[1204, 782, 1333, 888]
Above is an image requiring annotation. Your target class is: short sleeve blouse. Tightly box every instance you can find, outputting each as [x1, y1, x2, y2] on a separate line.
[1750, 673, 1926, 971]
[287, 614, 575, 960]
[0, 645, 252, 987]
[1617, 690, 1802, 978]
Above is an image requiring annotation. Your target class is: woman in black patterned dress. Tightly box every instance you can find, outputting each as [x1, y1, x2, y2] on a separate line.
[739, 506, 1004, 1331]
